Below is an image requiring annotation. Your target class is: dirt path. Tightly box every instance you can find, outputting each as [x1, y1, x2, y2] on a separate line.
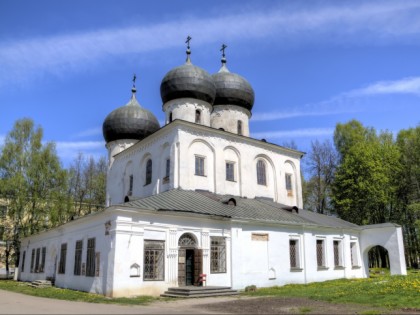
[1, 289, 419, 314]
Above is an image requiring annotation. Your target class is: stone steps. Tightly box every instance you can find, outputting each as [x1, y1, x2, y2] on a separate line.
[161, 286, 239, 298]
[28, 280, 52, 288]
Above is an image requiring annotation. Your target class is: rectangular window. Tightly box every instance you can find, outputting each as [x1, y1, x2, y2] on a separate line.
[30, 249, 35, 273]
[86, 238, 96, 277]
[195, 156, 205, 176]
[286, 173, 293, 196]
[74, 240, 83, 276]
[21, 251, 26, 272]
[128, 175, 133, 195]
[210, 237, 226, 273]
[35, 248, 40, 273]
[333, 240, 343, 268]
[39, 247, 46, 273]
[58, 243, 67, 274]
[289, 239, 300, 268]
[144, 240, 165, 281]
[350, 242, 359, 267]
[165, 159, 170, 178]
[226, 162, 235, 181]
[316, 239, 326, 268]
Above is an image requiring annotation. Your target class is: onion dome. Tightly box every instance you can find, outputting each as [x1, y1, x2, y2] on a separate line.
[103, 80, 160, 143]
[212, 45, 255, 111]
[160, 37, 216, 104]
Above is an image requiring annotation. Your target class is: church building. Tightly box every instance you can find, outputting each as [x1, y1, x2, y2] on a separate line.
[18, 41, 407, 297]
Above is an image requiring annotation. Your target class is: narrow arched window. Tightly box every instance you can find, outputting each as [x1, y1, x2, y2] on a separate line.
[145, 159, 152, 185]
[195, 110, 201, 123]
[169, 112, 173, 123]
[237, 120, 243, 135]
[257, 160, 267, 185]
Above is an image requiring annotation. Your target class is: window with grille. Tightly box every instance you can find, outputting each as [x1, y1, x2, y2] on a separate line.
[30, 249, 35, 273]
[333, 240, 343, 267]
[237, 120, 243, 135]
[35, 248, 40, 273]
[285, 173, 293, 195]
[58, 243, 67, 274]
[21, 251, 26, 272]
[226, 162, 235, 181]
[257, 160, 267, 185]
[210, 237, 226, 273]
[144, 240, 165, 281]
[74, 240, 83, 275]
[195, 110, 201, 123]
[316, 239, 325, 267]
[39, 247, 46, 273]
[86, 238, 96, 277]
[145, 159, 152, 185]
[289, 239, 300, 268]
[195, 156, 205, 176]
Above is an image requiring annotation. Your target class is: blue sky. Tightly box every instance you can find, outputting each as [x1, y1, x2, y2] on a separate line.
[1, 0, 420, 170]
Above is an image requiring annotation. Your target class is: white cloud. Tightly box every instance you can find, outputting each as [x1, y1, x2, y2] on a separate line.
[347, 77, 420, 96]
[1, 1, 420, 87]
[73, 127, 103, 138]
[252, 128, 334, 140]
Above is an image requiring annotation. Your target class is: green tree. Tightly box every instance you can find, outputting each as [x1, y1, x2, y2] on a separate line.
[332, 121, 400, 225]
[0, 118, 68, 269]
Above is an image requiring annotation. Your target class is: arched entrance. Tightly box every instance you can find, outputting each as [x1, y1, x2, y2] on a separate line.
[368, 245, 389, 269]
[178, 233, 202, 286]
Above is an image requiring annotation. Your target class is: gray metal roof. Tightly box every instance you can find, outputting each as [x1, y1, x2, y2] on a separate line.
[121, 189, 360, 229]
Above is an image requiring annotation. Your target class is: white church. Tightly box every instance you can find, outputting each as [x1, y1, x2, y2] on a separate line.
[18, 42, 407, 297]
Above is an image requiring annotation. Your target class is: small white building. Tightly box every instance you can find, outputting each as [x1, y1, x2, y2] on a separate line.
[18, 46, 406, 297]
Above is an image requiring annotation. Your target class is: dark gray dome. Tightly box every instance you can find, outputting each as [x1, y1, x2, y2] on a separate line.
[160, 60, 216, 104]
[212, 64, 255, 111]
[103, 90, 160, 143]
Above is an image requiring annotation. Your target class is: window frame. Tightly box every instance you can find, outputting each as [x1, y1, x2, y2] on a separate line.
[58, 243, 67, 274]
[289, 238, 302, 270]
[86, 238, 96, 277]
[128, 174, 133, 195]
[21, 251, 26, 272]
[163, 158, 170, 183]
[39, 247, 46, 273]
[195, 155, 206, 177]
[35, 248, 40, 273]
[316, 238, 328, 269]
[143, 240, 165, 281]
[350, 241, 360, 268]
[30, 249, 35, 273]
[237, 120, 243, 135]
[256, 160, 267, 186]
[74, 240, 83, 276]
[285, 173, 293, 195]
[210, 237, 227, 274]
[333, 239, 344, 268]
[225, 161, 235, 182]
[145, 159, 152, 186]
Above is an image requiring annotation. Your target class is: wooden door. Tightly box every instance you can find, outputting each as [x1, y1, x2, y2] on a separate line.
[194, 249, 203, 286]
[178, 249, 186, 286]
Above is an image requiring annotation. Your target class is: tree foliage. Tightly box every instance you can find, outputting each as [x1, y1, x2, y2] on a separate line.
[0, 119, 107, 269]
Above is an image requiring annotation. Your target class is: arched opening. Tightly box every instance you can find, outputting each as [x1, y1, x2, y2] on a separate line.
[177, 233, 202, 287]
[237, 120, 242, 135]
[124, 196, 129, 202]
[145, 159, 152, 185]
[195, 110, 201, 124]
[368, 245, 389, 269]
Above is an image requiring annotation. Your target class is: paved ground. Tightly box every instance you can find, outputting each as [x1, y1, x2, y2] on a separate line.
[1, 289, 419, 314]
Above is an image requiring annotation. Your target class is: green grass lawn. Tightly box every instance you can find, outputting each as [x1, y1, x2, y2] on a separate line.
[0, 280, 158, 305]
[244, 269, 420, 310]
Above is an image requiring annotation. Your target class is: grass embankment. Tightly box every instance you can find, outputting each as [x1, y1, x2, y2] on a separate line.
[0, 280, 157, 305]
[244, 269, 420, 310]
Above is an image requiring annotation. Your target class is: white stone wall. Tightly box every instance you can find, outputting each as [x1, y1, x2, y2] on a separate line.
[210, 105, 251, 136]
[19, 211, 116, 296]
[107, 122, 303, 207]
[163, 98, 212, 126]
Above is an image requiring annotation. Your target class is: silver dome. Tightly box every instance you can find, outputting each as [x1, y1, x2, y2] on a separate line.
[160, 60, 216, 104]
[103, 89, 160, 143]
[212, 63, 255, 111]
